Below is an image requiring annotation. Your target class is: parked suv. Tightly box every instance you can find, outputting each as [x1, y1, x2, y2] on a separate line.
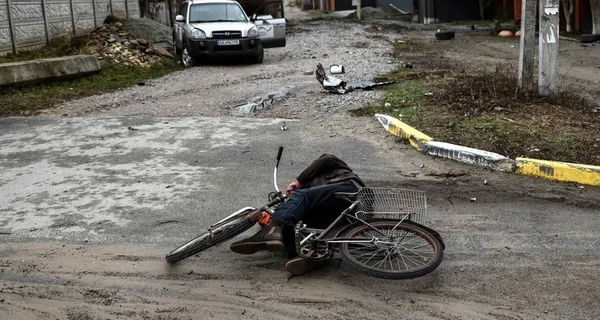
[173, 0, 286, 66]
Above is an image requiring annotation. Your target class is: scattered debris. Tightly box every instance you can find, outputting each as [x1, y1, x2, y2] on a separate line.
[233, 92, 286, 115]
[388, 3, 410, 14]
[303, 70, 313, 75]
[280, 121, 287, 131]
[435, 31, 455, 40]
[330, 64, 345, 74]
[423, 92, 434, 96]
[127, 126, 137, 130]
[499, 30, 513, 37]
[315, 63, 394, 94]
[404, 63, 413, 69]
[484, 180, 488, 185]
[74, 18, 169, 67]
[470, 198, 477, 202]
[156, 220, 179, 226]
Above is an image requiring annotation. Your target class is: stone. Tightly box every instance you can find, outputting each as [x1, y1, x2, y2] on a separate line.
[152, 45, 174, 58]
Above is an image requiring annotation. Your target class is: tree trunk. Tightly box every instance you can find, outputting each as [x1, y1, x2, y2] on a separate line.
[479, 0, 494, 20]
[591, 0, 600, 34]
[561, 0, 575, 32]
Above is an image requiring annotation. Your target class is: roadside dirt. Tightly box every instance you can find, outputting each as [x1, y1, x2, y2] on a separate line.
[2, 177, 599, 320]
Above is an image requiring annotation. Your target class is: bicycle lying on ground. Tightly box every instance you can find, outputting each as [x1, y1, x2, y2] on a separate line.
[166, 147, 445, 279]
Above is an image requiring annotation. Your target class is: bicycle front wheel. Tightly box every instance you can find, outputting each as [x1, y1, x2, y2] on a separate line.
[166, 216, 254, 263]
[339, 221, 443, 279]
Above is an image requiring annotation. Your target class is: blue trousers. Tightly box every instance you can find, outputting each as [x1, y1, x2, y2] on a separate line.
[271, 181, 358, 229]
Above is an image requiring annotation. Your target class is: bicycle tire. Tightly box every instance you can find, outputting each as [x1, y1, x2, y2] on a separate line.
[339, 221, 443, 279]
[166, 216, 254, 263]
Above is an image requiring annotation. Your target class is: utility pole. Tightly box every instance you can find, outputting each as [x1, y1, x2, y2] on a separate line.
[538, 0, 560, 98]
[357, 0, 362, 20]
[518, 0, 536, 89]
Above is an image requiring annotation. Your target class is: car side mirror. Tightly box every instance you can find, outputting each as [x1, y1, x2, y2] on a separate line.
[175, 15, 185, 22]
[250, 14, 257, 21]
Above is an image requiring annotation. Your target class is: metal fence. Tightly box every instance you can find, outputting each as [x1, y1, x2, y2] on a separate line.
[0, 0, 140, 56]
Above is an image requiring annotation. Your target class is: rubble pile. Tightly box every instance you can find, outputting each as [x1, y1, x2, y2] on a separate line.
[80, 21, 174, 67]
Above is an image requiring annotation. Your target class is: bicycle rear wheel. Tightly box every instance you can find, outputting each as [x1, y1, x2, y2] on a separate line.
[339, 221, 443, 279]
[166, 215, 254, 263]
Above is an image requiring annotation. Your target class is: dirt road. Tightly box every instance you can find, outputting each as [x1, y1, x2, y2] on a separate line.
[2, 177, 599, 320]
[2, 12, 600, 320]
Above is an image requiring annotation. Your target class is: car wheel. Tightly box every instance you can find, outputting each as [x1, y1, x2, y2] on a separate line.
[253, 43, 264, 64]
[180, 43, 197, 68]
[435, 31, 455, 40]
[580, 34, 600, 43]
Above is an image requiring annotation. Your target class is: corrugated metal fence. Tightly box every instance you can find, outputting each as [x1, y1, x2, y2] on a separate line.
[0, 0, 140, 56]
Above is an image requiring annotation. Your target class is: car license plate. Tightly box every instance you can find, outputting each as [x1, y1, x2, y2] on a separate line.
[217, 40, 240, 46]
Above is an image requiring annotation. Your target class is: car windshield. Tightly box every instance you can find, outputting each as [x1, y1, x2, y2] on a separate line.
[189, 3, 248, 23]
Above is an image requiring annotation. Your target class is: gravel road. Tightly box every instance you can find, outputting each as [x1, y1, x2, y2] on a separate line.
[43, 20, 399, 120]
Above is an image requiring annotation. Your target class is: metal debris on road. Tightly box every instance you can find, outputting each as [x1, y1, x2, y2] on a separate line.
[315, 63, 394, 94]
[233, 92, 286, 115]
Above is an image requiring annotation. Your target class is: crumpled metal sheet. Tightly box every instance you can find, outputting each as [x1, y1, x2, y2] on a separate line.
[233, 92, 285, 115]
[315, 63, 395, 94]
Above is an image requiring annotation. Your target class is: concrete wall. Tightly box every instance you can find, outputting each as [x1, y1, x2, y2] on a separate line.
[0, 0, 140, 56]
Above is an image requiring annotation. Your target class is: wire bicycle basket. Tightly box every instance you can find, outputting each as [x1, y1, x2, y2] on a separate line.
[355, 187, 428, 225]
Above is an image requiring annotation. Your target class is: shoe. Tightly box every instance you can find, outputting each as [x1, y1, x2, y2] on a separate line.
[247, 210, 271, 227]
[285, 257, 317, 276]
[230, 222, 284, 255]
[246, 209, 262, 223]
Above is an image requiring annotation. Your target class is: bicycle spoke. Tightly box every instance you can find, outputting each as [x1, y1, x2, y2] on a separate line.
[340, 220, 442, 279]
[347, 225, 436, 271]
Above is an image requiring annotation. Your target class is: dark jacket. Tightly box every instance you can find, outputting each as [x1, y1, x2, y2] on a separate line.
[296, 154, 365, 188]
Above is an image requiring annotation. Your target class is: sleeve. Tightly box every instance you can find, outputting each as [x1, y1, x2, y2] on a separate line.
[296, 154, 351, 186]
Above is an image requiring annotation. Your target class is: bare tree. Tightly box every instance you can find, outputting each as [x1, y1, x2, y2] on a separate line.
[592, 0, 600, 34]
[561, 0, 575, 32]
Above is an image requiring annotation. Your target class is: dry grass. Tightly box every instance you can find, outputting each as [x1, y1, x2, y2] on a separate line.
[351, 61, 600, 165]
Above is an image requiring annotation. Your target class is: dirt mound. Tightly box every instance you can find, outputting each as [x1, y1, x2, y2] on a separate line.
[122, 18, 173, 45]
[72, 18, 174, 67]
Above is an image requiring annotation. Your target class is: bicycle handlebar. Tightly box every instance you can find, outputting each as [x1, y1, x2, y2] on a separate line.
[276, 146, 283, 162]
[273, 146, 284, 194]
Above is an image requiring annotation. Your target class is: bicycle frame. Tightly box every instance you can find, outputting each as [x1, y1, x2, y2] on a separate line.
[296, 200, 414, 252]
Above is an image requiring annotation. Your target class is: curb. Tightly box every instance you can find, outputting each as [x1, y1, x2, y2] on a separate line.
[375, 114, 432, 151]
[375, 114, 600, 186]
[422, 141, 515, 172]
[516, 158, 600, 186]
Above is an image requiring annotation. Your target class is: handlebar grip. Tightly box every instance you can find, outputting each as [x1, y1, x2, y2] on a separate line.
[276, 146, 284, 161]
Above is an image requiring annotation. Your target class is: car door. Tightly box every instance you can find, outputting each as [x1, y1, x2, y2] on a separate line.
[174, 2, 189, 49]
[248, 0, 286, 48]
